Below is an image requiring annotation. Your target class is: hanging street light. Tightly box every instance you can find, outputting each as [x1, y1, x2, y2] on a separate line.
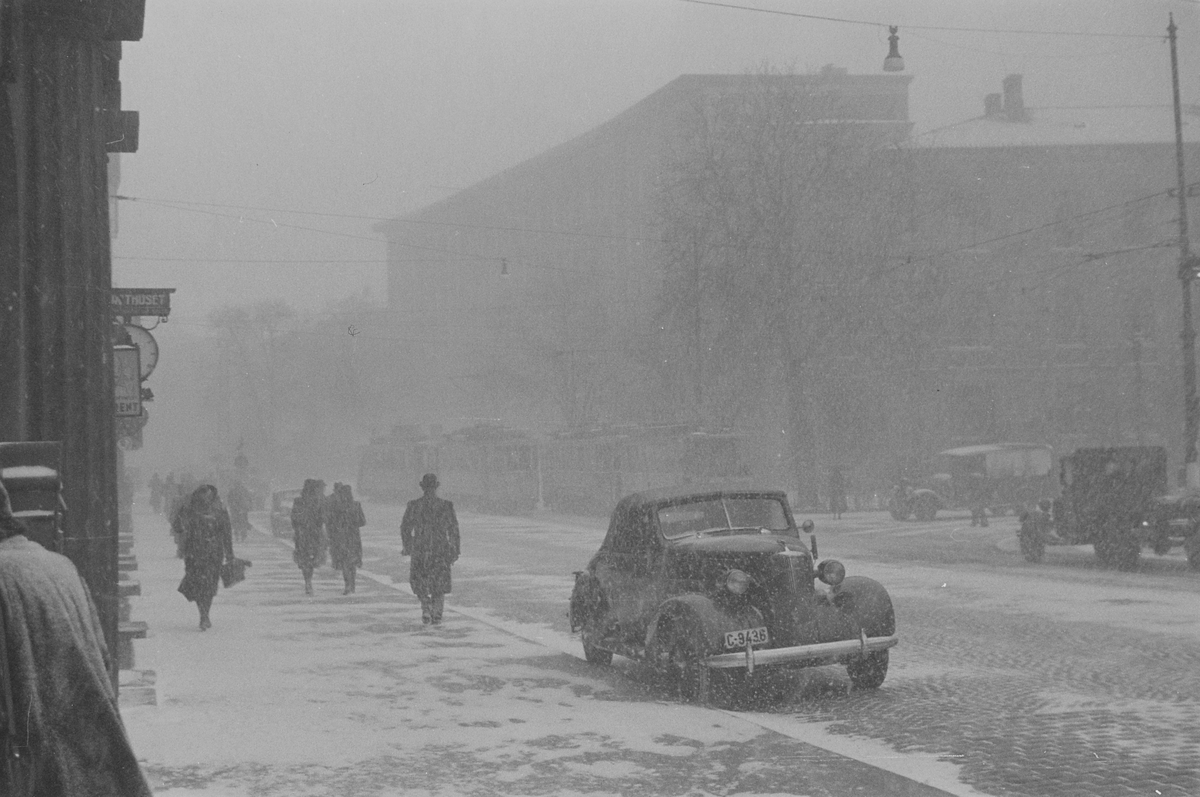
[883, 26, 905, 72]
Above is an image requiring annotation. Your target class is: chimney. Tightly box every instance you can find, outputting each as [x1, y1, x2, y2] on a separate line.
[984, 93, 1003, 117]
[1002, 74, 1026, 122]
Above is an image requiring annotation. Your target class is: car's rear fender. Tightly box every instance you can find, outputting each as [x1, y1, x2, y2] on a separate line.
[644, 594, 765, 657]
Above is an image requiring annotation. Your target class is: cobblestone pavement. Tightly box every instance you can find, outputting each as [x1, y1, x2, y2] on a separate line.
[355, 505, 1200, 797]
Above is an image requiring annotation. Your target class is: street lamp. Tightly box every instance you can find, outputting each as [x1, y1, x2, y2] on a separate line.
[883, 27, 905, 72]
[1167, 14, 1200, 489]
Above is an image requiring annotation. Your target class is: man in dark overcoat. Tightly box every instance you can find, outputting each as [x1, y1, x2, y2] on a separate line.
[400, 473, 460, 624]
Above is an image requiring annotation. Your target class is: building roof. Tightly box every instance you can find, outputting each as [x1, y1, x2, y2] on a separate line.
[375, 70, 913, 233]
[910, 104, 1200, 149]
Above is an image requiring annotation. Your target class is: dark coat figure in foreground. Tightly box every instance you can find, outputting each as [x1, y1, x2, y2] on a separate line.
[226, 480, 253, 542]
[0, 479, 154, 796]
[291, 479, 328, 596]
[326, 483, 366, 595]
[400, 473, 460, 624]
[175, 485, 236, 630]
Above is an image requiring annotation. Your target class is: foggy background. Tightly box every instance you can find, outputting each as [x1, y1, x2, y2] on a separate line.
[112, 0, 1200, 483]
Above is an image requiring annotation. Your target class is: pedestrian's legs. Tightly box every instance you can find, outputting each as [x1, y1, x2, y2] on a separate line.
[198, 595, 212, 630]
[342, 566, 352, 595]
[302, 567, 314, 595]
[431, 592, 444, 624]
[348, 566, 356, 594]
[419, 594, 432, 624]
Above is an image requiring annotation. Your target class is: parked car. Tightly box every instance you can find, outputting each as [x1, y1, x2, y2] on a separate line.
[569, 485, 898, 706]
[270, 489, 302, 538]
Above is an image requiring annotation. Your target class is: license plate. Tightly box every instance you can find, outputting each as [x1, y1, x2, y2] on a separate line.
[724, 627, 769, 649]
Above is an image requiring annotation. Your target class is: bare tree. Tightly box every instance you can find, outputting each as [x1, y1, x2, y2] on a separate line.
[654, 66, 946, 498]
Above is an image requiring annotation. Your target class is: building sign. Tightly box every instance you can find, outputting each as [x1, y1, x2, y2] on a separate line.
[110, 288, 175, 318]
[114, 345, 142, 417]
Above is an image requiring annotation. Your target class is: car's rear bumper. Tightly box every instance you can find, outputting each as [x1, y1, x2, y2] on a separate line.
[704, 633, 898, 671]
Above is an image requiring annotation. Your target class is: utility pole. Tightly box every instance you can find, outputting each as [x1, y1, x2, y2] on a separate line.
[1168, 14, 1200, 489]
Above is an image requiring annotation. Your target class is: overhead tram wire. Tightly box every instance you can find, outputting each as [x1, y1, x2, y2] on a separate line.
[118, 187, 1179, 284]
[679, 0, 1162, 38]
[116, 198, 657, 283]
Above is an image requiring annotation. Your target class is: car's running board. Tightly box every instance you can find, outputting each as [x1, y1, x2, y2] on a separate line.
[704, 633, 899, 671]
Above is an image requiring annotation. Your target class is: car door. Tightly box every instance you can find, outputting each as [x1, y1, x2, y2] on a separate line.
[593, 506, 660, 641]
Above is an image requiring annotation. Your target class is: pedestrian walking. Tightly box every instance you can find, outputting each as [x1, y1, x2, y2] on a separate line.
[174, 484, 237, 631]
[227, 479, 253, 542]
[400, 473, 460, 625]
[828, 468, 848, 520]
[291, 478, 327, 596]
[148, 471, 163, 514]
[327, 483, 366, 595]
[0, 478, 155, 796]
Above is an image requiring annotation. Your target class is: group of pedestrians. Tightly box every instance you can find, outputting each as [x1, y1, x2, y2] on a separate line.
[294, 473, 459, 623]
[165, 469, 458, 628]
[290, 479, 367, 596]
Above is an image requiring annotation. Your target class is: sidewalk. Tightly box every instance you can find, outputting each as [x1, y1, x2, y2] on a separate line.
[119, 507, 959, 797]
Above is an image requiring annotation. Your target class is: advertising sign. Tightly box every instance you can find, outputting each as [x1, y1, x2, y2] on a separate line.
[110, 288, 175, 318]
[114, 345, 142, 417]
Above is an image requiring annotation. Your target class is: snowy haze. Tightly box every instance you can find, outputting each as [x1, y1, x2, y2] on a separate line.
[114, 0, 1199, 319]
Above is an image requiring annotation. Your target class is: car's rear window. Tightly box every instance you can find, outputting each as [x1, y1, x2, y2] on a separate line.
[658, 497, 791, 539]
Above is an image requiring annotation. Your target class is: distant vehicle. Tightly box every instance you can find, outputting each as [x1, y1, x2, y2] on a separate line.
[1025, 446, 1200, 571]
[569, 486, 898, 706]
[890, 443, 1055, 522]
[269, 489, 302, 538]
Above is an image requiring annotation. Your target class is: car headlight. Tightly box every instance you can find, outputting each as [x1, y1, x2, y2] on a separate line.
[723, 568, 751, 595]
[816, 559, 846, 587]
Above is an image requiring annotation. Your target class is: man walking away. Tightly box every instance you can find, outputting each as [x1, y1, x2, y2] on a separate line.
[400, 473, 460, 625]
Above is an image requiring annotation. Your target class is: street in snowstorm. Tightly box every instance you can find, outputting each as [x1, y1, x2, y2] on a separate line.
[121, 499, 1200, 797]
[12, 4, 1200, 797]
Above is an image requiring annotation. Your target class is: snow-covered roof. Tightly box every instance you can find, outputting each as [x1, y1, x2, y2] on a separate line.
[910, 105, 1200, 149]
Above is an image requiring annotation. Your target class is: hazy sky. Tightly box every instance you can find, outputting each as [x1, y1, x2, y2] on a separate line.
[114, 0, 1199, 325]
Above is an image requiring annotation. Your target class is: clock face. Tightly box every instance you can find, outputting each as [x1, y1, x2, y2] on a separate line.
[123, 325, 159, 380]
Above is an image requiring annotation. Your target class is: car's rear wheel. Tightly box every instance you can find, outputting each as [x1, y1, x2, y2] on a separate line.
[846, 650, 889, 690]
[648, 619, 709, 704]
[913, 495, 937, 522]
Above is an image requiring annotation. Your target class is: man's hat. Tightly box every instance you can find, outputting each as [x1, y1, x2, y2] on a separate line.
[420, 473, 439, 490]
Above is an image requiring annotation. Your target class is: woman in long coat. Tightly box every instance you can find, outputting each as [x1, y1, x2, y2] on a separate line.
[174, 485, 236, 630]
[326, 483, 366, 594]
[291, 479, 327, 595]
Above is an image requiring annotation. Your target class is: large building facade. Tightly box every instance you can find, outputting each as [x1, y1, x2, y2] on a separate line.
[375, 68, 1200, 501]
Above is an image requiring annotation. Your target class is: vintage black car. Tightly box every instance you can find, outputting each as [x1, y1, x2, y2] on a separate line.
[270, 489, 302, 538]
[569, 486, 898, 705]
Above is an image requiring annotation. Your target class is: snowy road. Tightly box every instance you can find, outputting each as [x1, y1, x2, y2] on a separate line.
[122, 503, 1200, 796]
[355, 502, 1200, 797]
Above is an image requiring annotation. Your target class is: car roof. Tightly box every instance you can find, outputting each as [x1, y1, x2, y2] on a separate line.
[614, 484, 788, 511]
[938, 443, 1051, 457]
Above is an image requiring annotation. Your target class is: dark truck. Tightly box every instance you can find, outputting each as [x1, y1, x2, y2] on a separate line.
[1034, 446, 1200, 571]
